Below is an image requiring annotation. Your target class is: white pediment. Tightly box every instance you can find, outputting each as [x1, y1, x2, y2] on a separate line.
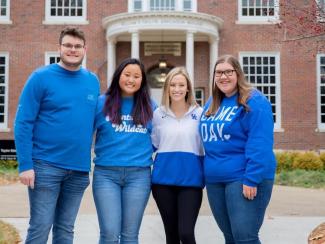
[102, 11, 223, 40]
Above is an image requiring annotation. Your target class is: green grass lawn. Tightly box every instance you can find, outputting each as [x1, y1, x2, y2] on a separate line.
[276, 169, 325, 189]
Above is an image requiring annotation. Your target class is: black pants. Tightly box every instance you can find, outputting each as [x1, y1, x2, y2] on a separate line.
[152, 184, 203, 244]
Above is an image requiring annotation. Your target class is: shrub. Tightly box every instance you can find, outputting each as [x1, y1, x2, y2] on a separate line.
[275, 151, 293, 173]
[292, 152, 323, 171]
[0, 160, 18, 169]
[319, 152, 325, 170]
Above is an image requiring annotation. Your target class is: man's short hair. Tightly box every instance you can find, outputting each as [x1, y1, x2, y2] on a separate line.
[59, 27, 86, 45]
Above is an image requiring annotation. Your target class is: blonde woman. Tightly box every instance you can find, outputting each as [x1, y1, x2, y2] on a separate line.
[151, 67, 204, 244]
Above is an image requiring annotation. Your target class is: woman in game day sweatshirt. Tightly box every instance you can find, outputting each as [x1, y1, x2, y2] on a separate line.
[199, 55, 276, 244]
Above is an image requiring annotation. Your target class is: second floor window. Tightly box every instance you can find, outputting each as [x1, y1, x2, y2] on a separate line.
[50, 0, 83, 17]
[129, 0, 196, 12]
[238, 0, 279, 23]
[45, 0, 87, 24]
[150, 0, 175, 11]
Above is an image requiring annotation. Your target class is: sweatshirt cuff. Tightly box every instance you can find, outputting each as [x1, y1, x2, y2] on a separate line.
[243, 178, 257, 187]
[18, 161, 34, 173]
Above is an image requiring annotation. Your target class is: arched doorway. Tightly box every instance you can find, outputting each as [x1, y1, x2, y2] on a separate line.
[147, 64, 174, 104]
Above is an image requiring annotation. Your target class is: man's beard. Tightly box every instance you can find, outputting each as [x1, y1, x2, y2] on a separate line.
[60, 56, 83, 67]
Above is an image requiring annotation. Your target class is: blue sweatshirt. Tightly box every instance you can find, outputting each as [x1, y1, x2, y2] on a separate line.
[200, 90, 276, 187]
[151, 105, 205, 187]
[14, 64, 100, 172]
[93, 95, 156, 167]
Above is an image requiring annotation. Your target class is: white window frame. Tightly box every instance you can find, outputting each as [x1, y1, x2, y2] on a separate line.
[0, 0, 12, 24]
[316, 0, 325, 22]
[43, 0, 89, 25]
[194, 88, 204, 107]
[45, 51, 86, 67]
[237, 0, 280, 25]
[0, 52, 9, 131]
[317, 54, 325, 131]
[239, 51, 282, 131]
[128, 0, 197, 12]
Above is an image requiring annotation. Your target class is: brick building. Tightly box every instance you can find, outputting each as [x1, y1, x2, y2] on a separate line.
[0, 0, 324, 150]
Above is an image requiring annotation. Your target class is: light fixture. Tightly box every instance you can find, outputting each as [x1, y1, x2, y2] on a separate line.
[159, 58, 167, 69]
[158, 30, 167, 70]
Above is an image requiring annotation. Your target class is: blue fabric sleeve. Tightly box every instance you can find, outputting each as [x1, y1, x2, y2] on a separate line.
[242, 94, 275, 186]
[14, 72, 44, 172]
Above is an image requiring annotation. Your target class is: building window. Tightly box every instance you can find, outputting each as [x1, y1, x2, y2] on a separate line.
[183, 0, 192, 11]
[317, 54, 325, 130]
[134, 0, 142, 11]
[0, 53, 8, 130]
[129, 0, 196, 12]
[238, 0, 279, 23]
[44, 0, 88, 25]
[240, 52, 281, 130]
[150, 0, 175, 11]
[0, 0, 11, 24]
[45, 51, 86, 67]
[45, 52, 60, 65]
[195, 88, 204, 107]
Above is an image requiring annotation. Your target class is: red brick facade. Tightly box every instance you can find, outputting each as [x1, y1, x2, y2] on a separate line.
[1, 0, 324, 150]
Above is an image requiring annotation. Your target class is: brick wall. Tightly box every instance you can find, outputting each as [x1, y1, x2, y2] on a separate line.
[1, 0, 324, 150]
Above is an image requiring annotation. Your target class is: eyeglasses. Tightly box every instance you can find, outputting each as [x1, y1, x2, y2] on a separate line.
[215, 70, 236, 77]
[61, 43, 84, 50]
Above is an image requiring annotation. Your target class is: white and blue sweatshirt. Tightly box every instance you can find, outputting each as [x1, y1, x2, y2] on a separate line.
[14, 64, 100, 173]
[93, 95, 156, 167]
[200, 90, 276, 187]
[151, 105, 205, 188]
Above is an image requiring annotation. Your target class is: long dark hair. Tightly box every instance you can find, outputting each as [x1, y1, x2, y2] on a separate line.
[103, 58, 153, 126]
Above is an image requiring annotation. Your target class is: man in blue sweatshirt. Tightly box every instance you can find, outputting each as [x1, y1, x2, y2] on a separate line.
[14, 27, 99, 244]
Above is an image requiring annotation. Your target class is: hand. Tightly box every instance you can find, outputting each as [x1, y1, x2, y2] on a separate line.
[19, 169, 35, 189]
[243, 184, 257, 200]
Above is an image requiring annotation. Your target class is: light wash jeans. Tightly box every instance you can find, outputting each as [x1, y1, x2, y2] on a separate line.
[206, 180, 273, 244]
[25, 160, 89, 244]
[92, 165, 151, 244]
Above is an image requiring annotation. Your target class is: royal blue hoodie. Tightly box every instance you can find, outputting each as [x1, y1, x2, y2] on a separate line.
[200, 90, 276, 186]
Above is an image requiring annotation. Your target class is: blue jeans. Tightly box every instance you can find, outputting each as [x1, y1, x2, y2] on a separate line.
[206, 180, 273, 244]
[25, 160, 89, 244]
[92, 166, 151, 244]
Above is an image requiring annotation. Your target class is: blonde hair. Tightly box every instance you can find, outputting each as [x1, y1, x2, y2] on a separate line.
[206, 55, 253, 116]
[161, 67, 197, 109]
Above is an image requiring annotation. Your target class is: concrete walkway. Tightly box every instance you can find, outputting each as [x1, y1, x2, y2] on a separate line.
[1, 183, 325, 243]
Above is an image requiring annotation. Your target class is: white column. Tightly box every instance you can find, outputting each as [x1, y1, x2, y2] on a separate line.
[186, 30, 195, 84]
[130, 30, 140, 59]
[209, 37, 219, 95]
[107, 38, 116, 88]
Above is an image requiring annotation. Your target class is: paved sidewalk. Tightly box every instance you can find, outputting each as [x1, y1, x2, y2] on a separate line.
[1, 183, 325, 243]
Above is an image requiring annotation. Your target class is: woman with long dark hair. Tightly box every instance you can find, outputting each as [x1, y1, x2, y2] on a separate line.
[92, 58, 156, 244]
